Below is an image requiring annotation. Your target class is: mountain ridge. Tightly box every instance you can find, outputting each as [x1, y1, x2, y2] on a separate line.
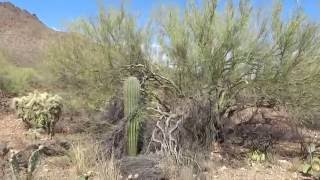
[0, 2, 58, 67]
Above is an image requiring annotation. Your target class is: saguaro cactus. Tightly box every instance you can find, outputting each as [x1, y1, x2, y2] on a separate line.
[124, 76, 141, 156]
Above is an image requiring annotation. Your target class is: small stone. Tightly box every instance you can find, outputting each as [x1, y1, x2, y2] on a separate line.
[58, 140, 71, 150]
[218, 166, 227, 171]
[292, 172, 298, 178]
[0, 143, 9, 156]
[278, 159, 291, 165]
[133, 173, 139, 179]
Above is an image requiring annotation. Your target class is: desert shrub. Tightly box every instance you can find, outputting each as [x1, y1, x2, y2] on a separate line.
[253, 2, 320, 125]
[248, 149, 267, 163]
[46, 4, 151, 110]
[157, 0, 320, 124]
[0, 54, 38, 94]
[156, 0, 273, 128]
[12, 91, 63, 136]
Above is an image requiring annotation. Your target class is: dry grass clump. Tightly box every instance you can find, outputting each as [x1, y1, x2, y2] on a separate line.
[158, 155, 181, 179]
[158, 154, 197, 180]
[69, 141, 96, 175]
[69, 140, 121, 180]
[94, 155, 122, 180]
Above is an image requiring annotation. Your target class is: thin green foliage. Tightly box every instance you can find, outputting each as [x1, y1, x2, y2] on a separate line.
[158, 0, 320, 123]
[46, 4, 151, 110]
[46, 0, 320, 124]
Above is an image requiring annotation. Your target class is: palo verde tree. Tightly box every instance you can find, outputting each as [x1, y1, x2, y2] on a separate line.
[253, 1, 320, 124]
[157, 0, 320, 124]
[46, 0, 320, 125]
[157, 0, 270, 123]
[47, 3, 151, 110]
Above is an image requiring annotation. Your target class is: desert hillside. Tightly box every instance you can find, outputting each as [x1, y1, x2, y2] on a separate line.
[0, 2, 58, 67]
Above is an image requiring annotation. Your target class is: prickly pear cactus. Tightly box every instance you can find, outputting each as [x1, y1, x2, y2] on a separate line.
[9, 152, 20, 180]
[26, 146, 43, 180]
[10, 145, 43, 180]
[124, 76, 141, 156]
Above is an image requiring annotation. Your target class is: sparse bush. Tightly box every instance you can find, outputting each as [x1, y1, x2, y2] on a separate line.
[0, 54, 38, 94]
[46, 4, 151, 110]
[249, 149, 267, 163]
[12, 91, 63, 137]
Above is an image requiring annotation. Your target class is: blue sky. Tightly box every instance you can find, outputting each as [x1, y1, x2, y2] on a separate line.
[2, 0, 320, 30]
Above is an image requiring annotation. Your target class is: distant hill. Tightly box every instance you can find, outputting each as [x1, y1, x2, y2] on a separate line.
[0, 2, 59, 67]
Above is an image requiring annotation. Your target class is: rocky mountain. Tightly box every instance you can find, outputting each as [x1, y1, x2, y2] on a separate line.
[0, 2, 58, 67]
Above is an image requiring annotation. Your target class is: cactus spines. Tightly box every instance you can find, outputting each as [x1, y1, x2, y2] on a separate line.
[12, 91, 63, 138]
[124, 76, 141, 156]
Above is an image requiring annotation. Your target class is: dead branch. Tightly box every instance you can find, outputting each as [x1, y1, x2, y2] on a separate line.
[147, 107, 182, 162]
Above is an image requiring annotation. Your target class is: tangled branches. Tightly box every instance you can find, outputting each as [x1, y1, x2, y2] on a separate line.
[147, 107, 182, 162]
[122, 64, 183, 97]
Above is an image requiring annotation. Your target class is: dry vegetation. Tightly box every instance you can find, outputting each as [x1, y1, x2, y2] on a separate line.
[1, 0, 320, 180]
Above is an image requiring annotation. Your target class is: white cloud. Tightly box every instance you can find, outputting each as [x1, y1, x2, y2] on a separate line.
[51, 26, 61, 32]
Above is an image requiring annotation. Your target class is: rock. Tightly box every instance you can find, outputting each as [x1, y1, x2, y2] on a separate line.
[240, 167, 246, 171]
[9, 139, 71, 170]
[218, 166, 227, 172]
[40, 139, 70, 156]
[58, 139, 71, 150]
[198, 172, 210, 180]
[0, 143, 9, 156]
[120, 155, 168, 180]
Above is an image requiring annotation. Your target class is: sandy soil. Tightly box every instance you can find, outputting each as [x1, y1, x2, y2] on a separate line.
[0, 111, 316, 180]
